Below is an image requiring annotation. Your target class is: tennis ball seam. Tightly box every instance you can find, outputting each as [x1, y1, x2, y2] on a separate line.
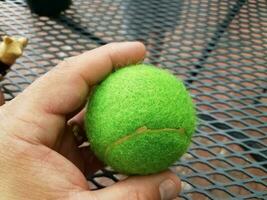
[104, 126, 187, 161]
[85, 64, 196, 174]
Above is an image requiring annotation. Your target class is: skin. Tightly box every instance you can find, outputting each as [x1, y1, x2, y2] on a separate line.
[0, 42, 180, 200]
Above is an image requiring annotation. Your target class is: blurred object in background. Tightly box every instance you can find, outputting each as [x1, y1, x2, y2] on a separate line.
[0, 36, 28, 76]
[0, 35, 28, 105]
[26, 0, 72, 16]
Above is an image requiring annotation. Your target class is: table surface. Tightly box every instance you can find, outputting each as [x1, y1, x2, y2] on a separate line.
[0, 0, 266, 199]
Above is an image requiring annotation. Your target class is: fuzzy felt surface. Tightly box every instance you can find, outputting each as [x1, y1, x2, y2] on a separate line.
[85, 64, 196, 175]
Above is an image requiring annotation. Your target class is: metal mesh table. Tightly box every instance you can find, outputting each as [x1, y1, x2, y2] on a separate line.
[0, 0, 266, 199]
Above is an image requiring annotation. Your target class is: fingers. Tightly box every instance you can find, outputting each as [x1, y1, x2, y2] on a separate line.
[73, 171, 181, 200]
[17, 41, 145, 114]
[68, 108, 87, 145]
[67, 109, 104, 176]
[2, 42, 146, 147]
[68, 108, 85, 128]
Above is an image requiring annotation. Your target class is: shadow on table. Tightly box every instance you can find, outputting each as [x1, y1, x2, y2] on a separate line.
[122, 0, 183, 65]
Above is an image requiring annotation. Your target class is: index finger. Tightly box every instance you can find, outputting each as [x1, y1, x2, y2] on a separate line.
[3, 42, 146, 147]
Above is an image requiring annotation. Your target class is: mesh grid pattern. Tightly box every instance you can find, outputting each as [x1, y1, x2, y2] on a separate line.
[0, 0, 266, 199]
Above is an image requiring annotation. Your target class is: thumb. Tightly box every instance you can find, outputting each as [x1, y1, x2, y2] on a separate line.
[75, 171, 181, 200]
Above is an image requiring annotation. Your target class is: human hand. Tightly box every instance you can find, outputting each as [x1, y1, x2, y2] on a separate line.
[0, 42, 180, 200]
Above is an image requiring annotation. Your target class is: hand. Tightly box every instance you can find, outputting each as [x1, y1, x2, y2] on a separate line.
[0, 42, 180, 200]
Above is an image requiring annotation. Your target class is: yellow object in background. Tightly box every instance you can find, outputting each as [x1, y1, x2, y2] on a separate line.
[0, 36, 28, 105]
[0, 36, 28, 66]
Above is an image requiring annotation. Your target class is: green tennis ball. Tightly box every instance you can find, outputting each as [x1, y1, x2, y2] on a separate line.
[85, 64, 196, 175]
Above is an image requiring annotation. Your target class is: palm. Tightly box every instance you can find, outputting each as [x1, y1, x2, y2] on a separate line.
[9, 128, 98, 199]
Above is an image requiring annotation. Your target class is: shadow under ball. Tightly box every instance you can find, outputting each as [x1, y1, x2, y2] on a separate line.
[26, 0, 72, 16]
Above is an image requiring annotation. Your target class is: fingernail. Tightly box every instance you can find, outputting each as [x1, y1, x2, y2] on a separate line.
[159, 179, 177, 200]
[67, 119, 74, 126]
